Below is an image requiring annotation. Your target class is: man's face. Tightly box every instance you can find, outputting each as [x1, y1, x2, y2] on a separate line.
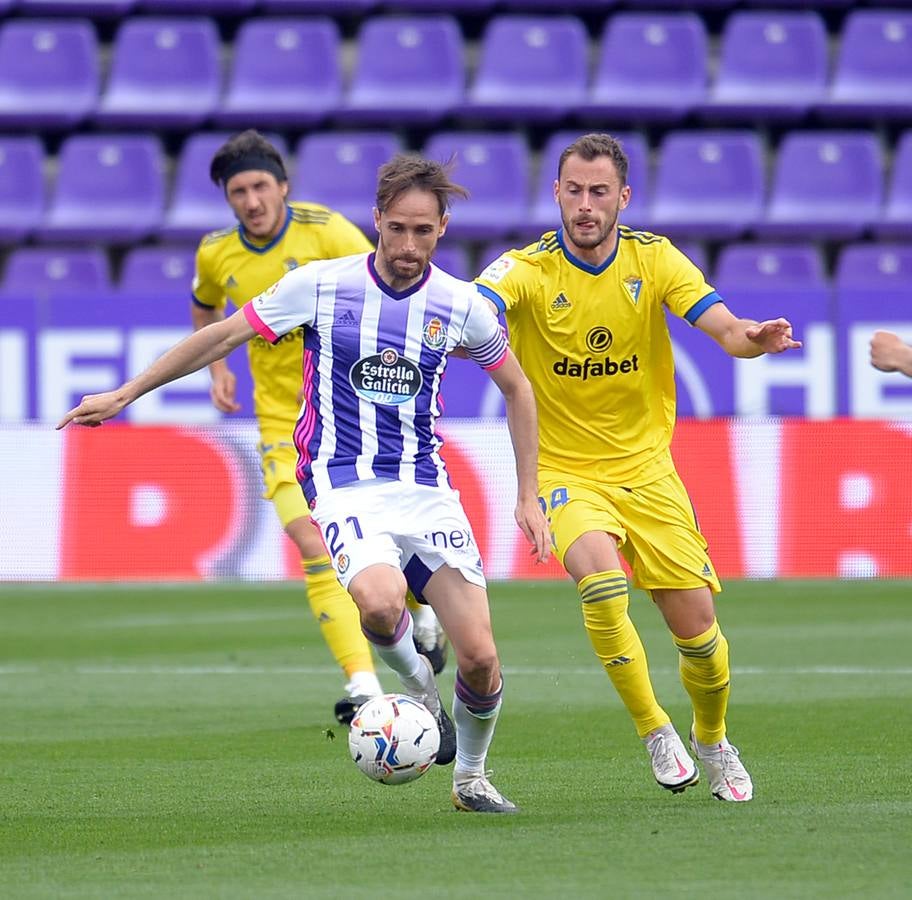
[224, 170, 289, 241]
[373, 188, 447, 287]
[555, 153, 630, 251]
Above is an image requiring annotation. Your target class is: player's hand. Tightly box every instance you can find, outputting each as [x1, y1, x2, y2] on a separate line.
[56, 391, 128, 429]
[210, 369, 241, 413]
[515, 495, 551, 565]
[869, 330, 907, 373]
[745, 318, 802, 353]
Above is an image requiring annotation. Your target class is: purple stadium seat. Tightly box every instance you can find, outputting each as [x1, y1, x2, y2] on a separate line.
[0, 136, 45, 243]
[1, 247, 112, 299]
[463, 16, 588, 122]
[835, 243, 912, 293]
[217, 19, 340, 128]
[430, 244, 470, 281]
[17, 2, 135, 14]
[259, 0, 376, 11]
[703, 12, 828, 121]
[137, 0, 256, 11]
[824, 11, 912, 118]
[119, 246, 197, 299]
[880, 130, 912, 238]
[530, 130, 650, 232]
[0, 20, 99, 128]
[96, 18, 220, 129]
[759, 131, 883, 240]
[649, 131, 764, 239]
[340, 17, 464, 125]
[714, 243, 826, 292]
[501, 0, 616, 8]
[423, 132, 529, 240]
[380, 0, 494, 10]
[625, 0, 734, 6]
[39, 134, 165, 243]
[579, 13, 707, 123]
[294, 131, 402, 234]
[161, 132, 289, 243]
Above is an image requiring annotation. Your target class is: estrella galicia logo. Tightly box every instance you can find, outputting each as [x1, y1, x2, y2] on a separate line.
[585, 327, 613, 354]
[350, 347, 423, 406]
[422, 316, 447, 350]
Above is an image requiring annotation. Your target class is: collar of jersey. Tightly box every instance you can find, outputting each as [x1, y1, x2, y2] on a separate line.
[557, 227, 620, 275]
[367, 252, 432, 300]
[238, 205, 292, 254]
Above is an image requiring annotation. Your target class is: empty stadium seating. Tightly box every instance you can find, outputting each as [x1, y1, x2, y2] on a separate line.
[464, 15, 588, 122]
[703, 11, 828, 121]
[38, 134, 165, 243]
[0, 19, 98, 129]
[0, 136, 44, 242]
[0, 0, 908, 308]
[217, 18, 341, 128]
[340, 16, 464, 125]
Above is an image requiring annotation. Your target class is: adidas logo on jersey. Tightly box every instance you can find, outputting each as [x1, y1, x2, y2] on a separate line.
[551, 292, 571, 310]
[225, 275, 238, 290]
[335, 309, 358, 327]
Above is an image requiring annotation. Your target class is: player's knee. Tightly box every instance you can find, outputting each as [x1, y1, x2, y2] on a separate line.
[349, 570, 407, 633]
[455, 644, 499, 690]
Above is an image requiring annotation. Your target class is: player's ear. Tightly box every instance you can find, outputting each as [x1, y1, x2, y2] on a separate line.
[552, 178, 560, 204]
[438, 212, 449, 239]
[619, 183, 631, 211]
[372, 207, 381, 234]
[280, 180, 289, 200]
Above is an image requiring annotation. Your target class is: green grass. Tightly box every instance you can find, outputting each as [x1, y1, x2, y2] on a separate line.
[1, 580, 910, 899]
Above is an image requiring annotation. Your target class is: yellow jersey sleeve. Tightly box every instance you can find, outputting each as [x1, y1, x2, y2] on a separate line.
[191, 237, 227, 310]
[474, 249, 539, 313]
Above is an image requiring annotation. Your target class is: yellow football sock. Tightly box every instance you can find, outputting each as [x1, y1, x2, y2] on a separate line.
[579, 570, 669, 737]
[674, 619, 730, 745]
[302, 555, 375, 678]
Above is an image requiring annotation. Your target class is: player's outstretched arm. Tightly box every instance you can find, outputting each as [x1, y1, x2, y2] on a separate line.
[191, 303, 241, 413]
[485, 350, 551, 564]
[870, 330, 912, 377]
[694, 302, 802, 358]
[57, 309, 256, 429]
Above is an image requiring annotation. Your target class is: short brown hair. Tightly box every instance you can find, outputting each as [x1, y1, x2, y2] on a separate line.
[376, 154, 469, 218]
[210, 129, 288, 187]
[557, 134, 629, 186]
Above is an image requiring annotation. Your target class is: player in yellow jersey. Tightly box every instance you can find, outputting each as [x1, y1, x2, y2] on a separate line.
[192, 131, 446, 724]
[476, 133, 802, 802]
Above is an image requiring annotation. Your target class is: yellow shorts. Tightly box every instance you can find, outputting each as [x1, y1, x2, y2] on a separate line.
[540, 469, 721, 594]
[259, 438, 309, 528]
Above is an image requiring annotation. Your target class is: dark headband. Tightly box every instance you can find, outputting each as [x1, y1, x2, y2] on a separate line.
[220, 154, 287, 186]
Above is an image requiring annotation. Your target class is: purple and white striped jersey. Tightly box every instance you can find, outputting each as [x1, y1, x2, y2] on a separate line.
[244, 251, 507, 503]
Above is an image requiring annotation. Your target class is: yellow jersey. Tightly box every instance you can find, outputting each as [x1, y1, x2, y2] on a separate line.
[475, 226, 720, 487]
[192, 202, 373, 434]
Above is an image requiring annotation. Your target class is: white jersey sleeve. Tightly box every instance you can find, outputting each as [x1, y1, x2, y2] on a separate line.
[242, 262, 320, 344]
[459, 286, 508, 370]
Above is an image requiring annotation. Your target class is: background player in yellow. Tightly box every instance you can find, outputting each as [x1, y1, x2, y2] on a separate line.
[192, 130, 446, 724]
[476, 133, 802, 802]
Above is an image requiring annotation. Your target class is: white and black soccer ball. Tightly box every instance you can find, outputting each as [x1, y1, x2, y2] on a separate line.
[348, 694, 440, 785]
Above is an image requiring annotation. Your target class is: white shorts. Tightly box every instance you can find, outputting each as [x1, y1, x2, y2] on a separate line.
[310, 479, 486, 602]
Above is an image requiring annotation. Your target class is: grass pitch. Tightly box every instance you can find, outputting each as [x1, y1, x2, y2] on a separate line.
[1, 579, 910, 899]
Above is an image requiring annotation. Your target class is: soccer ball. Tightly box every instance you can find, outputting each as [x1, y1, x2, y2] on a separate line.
[348, 694, 440, 785]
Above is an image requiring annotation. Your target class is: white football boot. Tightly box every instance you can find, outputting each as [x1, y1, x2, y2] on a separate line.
[643, 723, 700, 793]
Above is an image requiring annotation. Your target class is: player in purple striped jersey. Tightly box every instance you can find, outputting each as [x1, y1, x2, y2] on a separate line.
[58, 154, 551, 814]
